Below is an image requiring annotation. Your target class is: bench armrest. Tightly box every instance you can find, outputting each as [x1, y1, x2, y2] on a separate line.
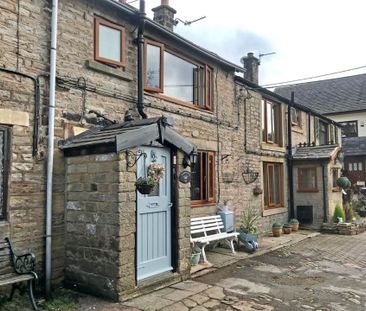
[5, 238, 36, 275]
[13, 253, 36, 274]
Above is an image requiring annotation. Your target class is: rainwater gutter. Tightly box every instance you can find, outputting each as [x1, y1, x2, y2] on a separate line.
[45, 0, 59, 297]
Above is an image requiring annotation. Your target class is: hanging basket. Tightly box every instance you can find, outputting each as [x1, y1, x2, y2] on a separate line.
[136, 184, 155, 194]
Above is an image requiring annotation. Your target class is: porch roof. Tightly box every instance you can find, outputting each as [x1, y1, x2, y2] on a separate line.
[292, 144, 341, 161]
[59, 116, 197, 157]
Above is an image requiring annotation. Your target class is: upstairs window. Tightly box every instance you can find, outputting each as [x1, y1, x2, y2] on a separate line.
[191, 151, 215, 205]
[319, 121, 328, 145]
[0, 126, 10, 220]
[94, 17, 126, 66]
[298, 167, 318, 192]
[262, 99, 282, 146]
[144, 40, 214, 111]
[339, 121, 358, 137]
[291, 107, 302, 127]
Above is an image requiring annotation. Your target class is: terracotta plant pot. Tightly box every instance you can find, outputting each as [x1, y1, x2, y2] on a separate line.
[291, 223, 299, 231]
[289, 219, 300, 231]
[272, 227, 282, 237]
[283, 224, 292, 234]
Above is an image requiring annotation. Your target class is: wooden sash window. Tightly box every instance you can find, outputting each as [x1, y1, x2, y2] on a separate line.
[191, 151, 215, 205]
[94, 17, 126, 67]
[0, 126, 10, 220]
[298, 167, 318, 192]
[144, 39, 214, 111]
[262, 99, 282, 146]
[263, 162, 283, 209]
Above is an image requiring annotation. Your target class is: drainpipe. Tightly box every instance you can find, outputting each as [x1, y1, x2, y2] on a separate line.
[308, 112, 311, 145]
[321, 162, 328, 223]
[287, 92, 295, 220]
[45, 0, 59, 297]
[137, 0, 147, 119]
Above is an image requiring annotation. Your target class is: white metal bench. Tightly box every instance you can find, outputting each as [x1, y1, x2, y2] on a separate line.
[190, 215, 239, 264]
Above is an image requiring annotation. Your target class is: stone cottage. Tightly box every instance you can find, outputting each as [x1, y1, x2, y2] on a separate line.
[0, 0, 342, 301]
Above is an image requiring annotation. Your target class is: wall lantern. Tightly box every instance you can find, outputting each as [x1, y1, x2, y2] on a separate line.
[183, 149, 198, 170]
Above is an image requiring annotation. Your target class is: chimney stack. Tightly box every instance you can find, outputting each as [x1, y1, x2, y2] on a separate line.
[242, 52, 260, 84]
[152, 0, 176, 32]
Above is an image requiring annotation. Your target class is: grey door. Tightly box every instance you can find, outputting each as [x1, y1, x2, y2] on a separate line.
[137, 146, 172, 280]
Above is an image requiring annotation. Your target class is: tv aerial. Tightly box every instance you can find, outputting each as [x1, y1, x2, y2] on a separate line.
[174, 16, 206, 26]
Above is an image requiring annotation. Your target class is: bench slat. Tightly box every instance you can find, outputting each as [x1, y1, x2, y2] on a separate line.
[192, 232, 239, 243]
[0, 273, 34, 286]
[191, 215, 222, 221]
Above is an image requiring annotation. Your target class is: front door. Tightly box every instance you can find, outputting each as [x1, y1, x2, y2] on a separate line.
[137, 146, 172, 280]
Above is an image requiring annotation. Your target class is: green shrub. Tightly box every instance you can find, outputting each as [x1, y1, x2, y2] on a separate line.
[333, 204, 346, 222]
[344, 203, 354, 221]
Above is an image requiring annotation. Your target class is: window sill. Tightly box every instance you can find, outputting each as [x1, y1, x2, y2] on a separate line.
[297, 189, 319, 193]
[85, 60, 133, 81]
[191, 202, 216, 208]
[262, 207, 287, 217]
[261, 143, 286, 153]
[145, 92, 214, 115]
[292, 125, 303, 134]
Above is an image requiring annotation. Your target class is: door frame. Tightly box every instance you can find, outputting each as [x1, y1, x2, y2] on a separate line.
[134, 145, 178, 284]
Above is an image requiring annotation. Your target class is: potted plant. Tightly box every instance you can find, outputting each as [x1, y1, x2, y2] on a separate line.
[272, 223, 283, 237]
[135, 163, 165, 195]
[289, 218, 300, 231]
[135, 176, 156, 194]
[191, 246, 201, 266]
[283, 223, 292, 234]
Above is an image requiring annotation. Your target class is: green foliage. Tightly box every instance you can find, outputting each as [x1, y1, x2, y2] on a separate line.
[333, 204, 346, 222]
[191, 246, 201, 254]
[351, 199, 366, 212]
[240, 204, 260, 234]
[135, 176, 155, 186]
[283, 223, 292, 228]
[43, 289, 78, 311]
[272, 222, 283, 228]
[344, 203, 354, 221]
[289, 218, 299, 224]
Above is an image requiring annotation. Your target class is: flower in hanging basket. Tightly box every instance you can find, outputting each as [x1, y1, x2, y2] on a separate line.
[135, 176, 156, 194]
[148, 163, 165, 182]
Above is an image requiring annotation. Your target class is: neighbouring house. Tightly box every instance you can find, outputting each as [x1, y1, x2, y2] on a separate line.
[342, 137, 366, 188]
[275, 74, 366, 189]
[0, 0, 342, 302]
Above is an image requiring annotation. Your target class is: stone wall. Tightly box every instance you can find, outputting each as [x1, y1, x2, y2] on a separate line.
[64, 153, 121, 300]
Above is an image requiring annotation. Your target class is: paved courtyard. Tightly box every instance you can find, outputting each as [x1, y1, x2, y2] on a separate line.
[120, 232, 366, 311]
[2, 232, 366, 310]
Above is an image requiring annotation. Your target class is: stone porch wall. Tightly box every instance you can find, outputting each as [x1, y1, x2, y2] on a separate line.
[65, 153, 121, 300]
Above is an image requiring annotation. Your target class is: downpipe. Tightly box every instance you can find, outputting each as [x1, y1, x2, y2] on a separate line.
[137, 0, 147, 119]
[45, 0, 59, 298]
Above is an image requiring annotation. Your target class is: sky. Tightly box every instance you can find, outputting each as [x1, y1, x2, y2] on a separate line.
[131, 0, 366, 87]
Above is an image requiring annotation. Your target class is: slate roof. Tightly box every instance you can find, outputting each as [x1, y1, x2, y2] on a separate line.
[59, 117, 196, 157]
[342, 137, 366, 156]
[274, 74, 366, 115]
[292, 145, 340, 161]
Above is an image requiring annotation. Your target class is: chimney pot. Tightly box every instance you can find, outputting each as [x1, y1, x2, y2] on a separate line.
[161, 0, 169, 5]
[242, 52, 260, 84]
